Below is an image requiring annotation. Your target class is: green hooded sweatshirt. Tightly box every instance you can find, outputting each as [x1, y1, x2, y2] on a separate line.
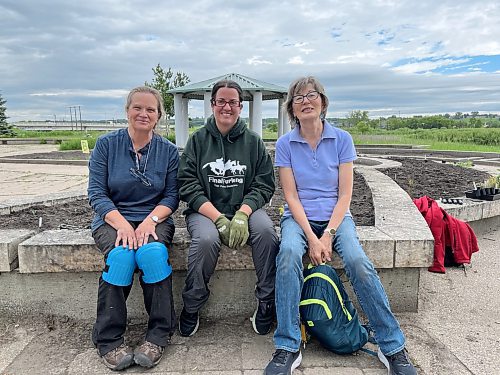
[178, 115, 275, 218]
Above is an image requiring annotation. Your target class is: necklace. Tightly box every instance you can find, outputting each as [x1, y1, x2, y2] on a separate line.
[134, 143, 151, 174]
[129, 135, 153, 187]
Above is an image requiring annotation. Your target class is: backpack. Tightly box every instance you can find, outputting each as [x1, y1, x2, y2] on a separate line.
[299, 263, 368, 354]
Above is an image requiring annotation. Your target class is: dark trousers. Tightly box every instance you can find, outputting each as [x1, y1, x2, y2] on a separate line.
[182, 209, 278, 313]
[92, 221, 175, 356]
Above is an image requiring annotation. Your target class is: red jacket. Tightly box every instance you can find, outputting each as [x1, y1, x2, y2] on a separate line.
[413, 196, 479, 273]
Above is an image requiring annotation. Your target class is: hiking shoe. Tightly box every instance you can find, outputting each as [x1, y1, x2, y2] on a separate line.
[134, 341, 164, 368]
[100, 343, 134, 371]
[378, 348, 417, 375]
[264, 349, 302, 375]
[179, 307, 199, 337]
[251, 300, 275, 335]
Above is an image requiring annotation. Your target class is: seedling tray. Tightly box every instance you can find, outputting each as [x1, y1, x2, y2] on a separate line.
[465, 191, 500, 201]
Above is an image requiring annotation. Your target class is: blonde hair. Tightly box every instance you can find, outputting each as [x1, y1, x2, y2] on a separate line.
[125, 86, 165, 121]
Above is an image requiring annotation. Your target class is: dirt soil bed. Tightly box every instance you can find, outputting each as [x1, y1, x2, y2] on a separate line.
[378, 157, 491, 199]
[0, 152, 491, 231]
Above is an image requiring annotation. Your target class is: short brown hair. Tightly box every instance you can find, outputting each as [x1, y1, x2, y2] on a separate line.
[284, 76, 329, 125]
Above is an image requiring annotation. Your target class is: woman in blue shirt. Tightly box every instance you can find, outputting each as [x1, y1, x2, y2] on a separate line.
[265, 77, 416, 375]
[88, 86, 179, 371]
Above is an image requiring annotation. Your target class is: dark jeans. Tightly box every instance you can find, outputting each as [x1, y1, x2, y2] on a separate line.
[92, 221, 175, 356]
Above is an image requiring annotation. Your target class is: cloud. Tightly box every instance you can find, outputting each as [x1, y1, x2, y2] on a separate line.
[2, 0, 500, 122]
[30, 89, 129, 98]
[247, 56, 272, 66]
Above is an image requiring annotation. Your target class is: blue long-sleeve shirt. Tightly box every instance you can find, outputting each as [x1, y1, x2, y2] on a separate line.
[88, 128, 179, 231]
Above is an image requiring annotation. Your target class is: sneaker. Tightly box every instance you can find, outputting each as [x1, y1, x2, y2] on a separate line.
[378, 348, 417, 375]
[251, 300, 275, 335]
[179, 307, 199, 337]
[264, 349, 302, 375]
[134, 341, 164, 368]
[100, 343, 134, 371]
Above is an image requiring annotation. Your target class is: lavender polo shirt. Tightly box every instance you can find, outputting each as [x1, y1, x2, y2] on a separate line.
[275, 121, 357, 221]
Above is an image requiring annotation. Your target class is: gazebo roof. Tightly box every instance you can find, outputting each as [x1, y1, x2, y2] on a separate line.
[167, 73, 287, 101]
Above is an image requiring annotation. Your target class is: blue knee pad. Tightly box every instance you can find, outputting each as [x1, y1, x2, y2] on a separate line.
[102, 246, 136, 286]
[135, 242, 172, 284]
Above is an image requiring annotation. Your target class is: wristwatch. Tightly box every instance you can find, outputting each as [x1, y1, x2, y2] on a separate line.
[150, 215, 159, 224]
[325, 227, 336, 236]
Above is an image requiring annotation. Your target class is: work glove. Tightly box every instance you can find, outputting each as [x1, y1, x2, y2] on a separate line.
[214, 214, 231, 246]
[229, 211, 249, 249]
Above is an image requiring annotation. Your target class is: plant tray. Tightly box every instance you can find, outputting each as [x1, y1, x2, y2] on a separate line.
[465, 191, 500, 201]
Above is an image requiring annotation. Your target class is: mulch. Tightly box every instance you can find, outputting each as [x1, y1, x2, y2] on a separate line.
[0, 152, 491, 231]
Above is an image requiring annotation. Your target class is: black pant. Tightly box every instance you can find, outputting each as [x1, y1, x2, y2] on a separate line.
[92, 221, 175, 356]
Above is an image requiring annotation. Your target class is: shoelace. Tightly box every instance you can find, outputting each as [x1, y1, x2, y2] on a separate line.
[260, 301, 274, 314]
[142, 341, 162, 355]
[389, 350, 411, 366]
[272, 349, 289, 365]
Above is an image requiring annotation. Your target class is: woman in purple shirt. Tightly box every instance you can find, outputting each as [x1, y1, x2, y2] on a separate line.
[264, 77, 416, 375]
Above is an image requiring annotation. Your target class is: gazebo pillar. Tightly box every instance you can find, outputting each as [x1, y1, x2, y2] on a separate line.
[282, 102, 291, 134]
[278, 99, 284, 137]
[250, 91, 263, 137]
[248, 102, 253, 128]
[203, 91, 211, 124]
[174, 94, 189, 148]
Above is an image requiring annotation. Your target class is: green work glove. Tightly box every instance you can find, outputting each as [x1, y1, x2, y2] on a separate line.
[214, 214, 231, 246]
[229, 211, 249, 249]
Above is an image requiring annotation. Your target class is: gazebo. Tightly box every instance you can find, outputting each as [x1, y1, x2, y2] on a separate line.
[168, 73, 290, 147]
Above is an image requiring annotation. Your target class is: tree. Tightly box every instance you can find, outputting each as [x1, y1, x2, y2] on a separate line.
[355, 120, 370, 134]
[0, 92, 15, 137]
[345, 110, 369, 127]
[145, 64, 190, 127]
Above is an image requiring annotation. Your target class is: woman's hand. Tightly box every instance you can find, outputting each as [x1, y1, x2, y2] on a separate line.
[115, 221, 138, 249]
[307, 234, 332, 266]
[135, 219, 159, 247]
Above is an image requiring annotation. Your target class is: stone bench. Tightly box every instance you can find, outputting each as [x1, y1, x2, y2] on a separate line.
[0, 165, 438, 321]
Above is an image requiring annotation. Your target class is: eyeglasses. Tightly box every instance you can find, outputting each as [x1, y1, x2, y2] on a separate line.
[129, 167, 152, 187]
[211, 98, 241, 107]
[292, 91, 320, 104]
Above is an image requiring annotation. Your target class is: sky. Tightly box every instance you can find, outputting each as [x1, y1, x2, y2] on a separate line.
[1, 0, 500, 123]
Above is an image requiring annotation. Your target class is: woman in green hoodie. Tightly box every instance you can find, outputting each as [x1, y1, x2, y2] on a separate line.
[177, 79, 278, 337]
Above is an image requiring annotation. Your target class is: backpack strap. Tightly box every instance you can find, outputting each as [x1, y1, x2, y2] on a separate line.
[299, 298, 332, 320]
[303, 272, 352, 320]
[359, 347, 378, 357]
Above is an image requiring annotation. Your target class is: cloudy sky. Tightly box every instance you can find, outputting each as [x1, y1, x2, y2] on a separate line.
[2, 0, 500, 122]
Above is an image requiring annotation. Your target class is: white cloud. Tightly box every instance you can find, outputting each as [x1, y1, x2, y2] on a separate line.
[2, 0, 500, 121]
[29, 89, 128, 98]
[247, 56, 272, 66]
[287, 56, 304, 65]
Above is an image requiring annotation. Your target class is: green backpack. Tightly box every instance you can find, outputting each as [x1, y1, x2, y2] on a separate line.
[299, 263, 368, 354]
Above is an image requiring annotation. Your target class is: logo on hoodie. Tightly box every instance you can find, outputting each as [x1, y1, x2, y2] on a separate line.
[202, 158, 246, 188]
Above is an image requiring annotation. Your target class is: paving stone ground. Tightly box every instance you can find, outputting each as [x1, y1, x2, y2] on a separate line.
[1, 226, 498, 374]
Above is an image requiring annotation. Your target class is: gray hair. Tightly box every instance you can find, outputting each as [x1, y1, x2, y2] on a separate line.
[284, 76, 329, 125]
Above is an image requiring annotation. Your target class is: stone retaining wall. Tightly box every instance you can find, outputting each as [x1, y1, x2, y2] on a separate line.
[3, 164, 497, 319]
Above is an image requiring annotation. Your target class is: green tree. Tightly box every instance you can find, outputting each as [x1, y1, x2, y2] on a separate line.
[469, 117, 483, 128]
[145, 64, 190, 129]
[0, 93, 15, 137]
[355, 120, 370, 134]
[346, 110, 369, 127]
[267, 122, 278, 132]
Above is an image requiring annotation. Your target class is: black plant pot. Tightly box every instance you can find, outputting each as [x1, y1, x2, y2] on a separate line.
[472, 189, 481, 198]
